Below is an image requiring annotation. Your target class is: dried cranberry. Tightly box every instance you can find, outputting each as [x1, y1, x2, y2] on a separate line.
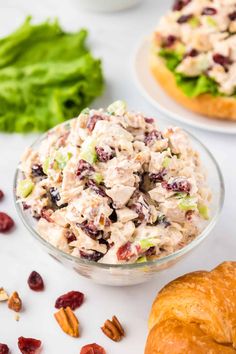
[166, 178, 191, 193]
[87, 115, 103, 132]
[80, 250, 104, 262]
[177, 14, 193, 24]
[58, 203, 68, 209]
[144, 117, 154, 124]
[27, 271, 44, 291]
[186, 210, 194, 221]
[65, 230, 76, 243]
[0, 212, 14, 232]
[76, 159, 95, 180]
[229, 11, 236, 21]
[55, 290, 84, 310]
[40, 208, 53, 222]
[213, 53, 231, 67]
[31, 164, 46, 177]
[149, 169, 167, 182]
[0, 343, 9, 354]
[109, 208, 118, 223]
[49, 187, 60, 204]
[80, 343, 106, 354]
[163, 35, 177, 48]
[145, 246, 156, 257]
[185, 49, 199, 57]
[117, 242, 133, 261]
[23, 202, 30, 210]
[0, 190, 4, 200]
[202, 7, 217, 15]
[155, 214, 171, 228]
[79, 220, 101, 239]
[18, 337, 41, 354]
[87, 180, 107, 197]
[98, 238, 109, 249]
[95, 146, 114, 162]
[144, 130, 163, 145]
[173, 0, 191, 11]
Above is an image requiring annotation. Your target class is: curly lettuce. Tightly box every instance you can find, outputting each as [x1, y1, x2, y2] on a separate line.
[0, 17, 104, 132]
[159, 48, 220, 98]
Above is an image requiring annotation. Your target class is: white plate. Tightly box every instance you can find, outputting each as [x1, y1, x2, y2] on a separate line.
[134, 38, 236, 134]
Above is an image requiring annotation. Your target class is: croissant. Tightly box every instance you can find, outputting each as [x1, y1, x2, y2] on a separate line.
[145, 262, 236, 354]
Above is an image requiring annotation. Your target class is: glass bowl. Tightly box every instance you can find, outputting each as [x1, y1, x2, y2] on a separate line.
[14, 122, 224, 286]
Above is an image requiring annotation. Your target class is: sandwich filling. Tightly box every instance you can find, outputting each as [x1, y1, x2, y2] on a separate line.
[16, 102, 211, 264]
[153, 0, 236, 97]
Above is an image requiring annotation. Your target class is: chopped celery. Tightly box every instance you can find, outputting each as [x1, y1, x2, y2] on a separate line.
[189, 17, 200, 28]
[206, 17, 217, 27]
[162, 156, 171, 168]
[140, 239, 155, 250]
[93, 172, 103, 184]
[136, 256, 147, 263]
[174, 192, 187, 199]
[80, 138, 97, 164]
[17, 179, 34, 198]
[178, 196, 197, 211]
[55, 151, 72, 169]
[42, 157, 50, 174]
[176, 43, 186, 56]
[198, 204, 209, 220]
[107, 100, 127, 116]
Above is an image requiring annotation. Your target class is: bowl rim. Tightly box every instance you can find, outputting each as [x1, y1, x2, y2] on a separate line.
[14, 120, 225, 270]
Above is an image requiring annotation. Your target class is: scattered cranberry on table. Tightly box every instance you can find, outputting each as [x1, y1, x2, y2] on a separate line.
[27, 271, 44, 291]
[80, 343, 106, 354]
[0, 212, 14, 232]
[18, 337, 41, 354]
[0, 343, 9, 354]
[55, 290, 84, 310]
[0, 190, 4, 201]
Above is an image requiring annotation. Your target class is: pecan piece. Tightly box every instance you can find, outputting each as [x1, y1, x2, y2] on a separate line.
[101, 315, 125, 342]
[54, 306, 79, 337]
[0, 288, 9, 302]
[8, 291, 22, 312]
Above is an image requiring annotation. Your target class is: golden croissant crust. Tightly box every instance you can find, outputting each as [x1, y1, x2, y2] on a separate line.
[145, 262, 236, 354]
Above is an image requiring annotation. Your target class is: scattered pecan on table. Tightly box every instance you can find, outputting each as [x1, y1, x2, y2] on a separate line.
[8, 291, 22, 312]
[0, 288, 9, 302]
[101, 315, 125, 342]
[54, 306, 79, 337]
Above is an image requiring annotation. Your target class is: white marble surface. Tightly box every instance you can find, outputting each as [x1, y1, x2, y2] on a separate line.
[0, 0, 235, 353]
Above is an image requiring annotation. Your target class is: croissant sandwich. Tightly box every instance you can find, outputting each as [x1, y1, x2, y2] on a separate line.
[145, 261, 236, 354]
[150, 0, 236, 121]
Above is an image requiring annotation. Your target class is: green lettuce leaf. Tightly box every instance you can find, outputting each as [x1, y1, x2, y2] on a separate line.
[175, 73, 219, 98]
[159, 48, 183, 71]
[0, 17, 104, 132]
[158, 48, 220, 98]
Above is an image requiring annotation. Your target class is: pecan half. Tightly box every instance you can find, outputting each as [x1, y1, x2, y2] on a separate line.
[0, 288, 9, 302]
[101, 316, 125, 342]
[54, 306, 79, 337]
[8, 291, 22, 312]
